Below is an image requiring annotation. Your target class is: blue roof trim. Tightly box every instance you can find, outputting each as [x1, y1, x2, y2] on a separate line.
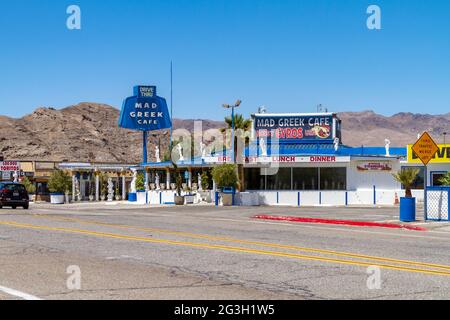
[141, 160, 208, 167]
[243, 143, 406, 157]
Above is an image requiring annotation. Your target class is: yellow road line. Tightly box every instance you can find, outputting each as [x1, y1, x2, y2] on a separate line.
[35, 214, 450, 272]
[2, 219, 450, 277]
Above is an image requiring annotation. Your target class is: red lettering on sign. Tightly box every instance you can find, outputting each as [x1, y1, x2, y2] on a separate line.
[275, 128, 304, 139]
[310, 156, 336, 162]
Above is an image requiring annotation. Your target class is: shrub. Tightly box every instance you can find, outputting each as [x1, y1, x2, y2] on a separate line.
[201, 171, 210, 190]
[136, 172, 145, 191]
[22, 176, 36, 194]
[439, 172, 450, 186]
[98, 173, 108, 197]
[212, 164, 238, 189]
[48, 170, 71, 194]
[392, 168, 419, 198]
[88, 181, 95, 196]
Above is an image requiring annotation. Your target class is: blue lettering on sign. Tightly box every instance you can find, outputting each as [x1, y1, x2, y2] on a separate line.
[118, 86, 172, 131]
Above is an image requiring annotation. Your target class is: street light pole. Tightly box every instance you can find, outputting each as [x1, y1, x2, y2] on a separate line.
[231, 105, 235, 163]
[223, 100, 242, 164]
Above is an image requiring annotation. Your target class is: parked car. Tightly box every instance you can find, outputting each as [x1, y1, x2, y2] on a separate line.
[0, 183, 30, 209]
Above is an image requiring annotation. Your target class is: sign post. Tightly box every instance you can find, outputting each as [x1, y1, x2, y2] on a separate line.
[119, 86, 172, 201]
[411, 132, 439, 220]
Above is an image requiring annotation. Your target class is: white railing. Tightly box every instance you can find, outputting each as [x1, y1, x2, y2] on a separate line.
[237, 188, 425, 207]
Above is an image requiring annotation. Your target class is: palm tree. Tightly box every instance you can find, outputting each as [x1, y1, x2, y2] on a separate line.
[221, 114, 252, 191]
[392, 168, 420, 198]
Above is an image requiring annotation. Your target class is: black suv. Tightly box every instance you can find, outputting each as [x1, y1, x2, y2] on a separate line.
[0, 183, 29, 209]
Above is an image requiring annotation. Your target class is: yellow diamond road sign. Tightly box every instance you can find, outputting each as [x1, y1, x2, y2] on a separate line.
[412, 132, 439, 166]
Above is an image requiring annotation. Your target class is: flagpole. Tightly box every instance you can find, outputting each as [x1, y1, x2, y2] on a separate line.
[170, 61, 173, 145]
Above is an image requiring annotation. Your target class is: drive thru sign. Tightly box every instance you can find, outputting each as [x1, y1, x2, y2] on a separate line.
[412, 132, 439, 165]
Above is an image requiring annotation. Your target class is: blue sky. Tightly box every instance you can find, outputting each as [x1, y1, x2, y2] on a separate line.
[0, 0, 449, 120]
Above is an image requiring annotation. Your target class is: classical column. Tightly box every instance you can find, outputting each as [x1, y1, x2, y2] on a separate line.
[95, 170, 100, 202]
[188, 168, 192, 189]
[166, 169, 171, 188]
[72, 171, 76, 201]
[145, 167, 151, 191]
[122, 171, 126, 200]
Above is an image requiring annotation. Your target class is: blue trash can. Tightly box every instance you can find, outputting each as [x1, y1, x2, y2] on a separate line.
[400, 197, 416, 222]
[221, 187, 236, 206]
[128, 192, 137, 202]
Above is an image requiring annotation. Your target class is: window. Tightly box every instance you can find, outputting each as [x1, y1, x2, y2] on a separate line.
[14, 185, 26, 192]
[320, 168, 346, 190]
[293, 168, 319, 190]
[4, 184, 17, 191]
[266, 168, 292, 190]
[244, 168, 266, 190]
[432, 172, 446, 187]
[36, 182, 50, 195]
[245, 167, 348, 191]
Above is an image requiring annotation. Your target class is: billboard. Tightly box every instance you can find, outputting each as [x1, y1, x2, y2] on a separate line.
[118, 86, 172, 131]
[0, 161, 20, 171]
[253, 114, 340, 143]
[407, 144, 450, 164]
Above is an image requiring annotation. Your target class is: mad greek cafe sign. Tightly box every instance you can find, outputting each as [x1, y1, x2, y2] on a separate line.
[118, 86, 172, 131]
[253, 114, 340, 143]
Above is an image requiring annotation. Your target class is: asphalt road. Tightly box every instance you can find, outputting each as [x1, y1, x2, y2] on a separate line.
[0, 203, 449, 300]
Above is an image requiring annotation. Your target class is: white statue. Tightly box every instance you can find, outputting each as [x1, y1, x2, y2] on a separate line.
[72, 176, 81, 202]
[130, 169, 137, 193]
[385, 139, 391, 157]
[107, 178, 114, 202]
[260, 138, 267, 157]
[13, 171, 19, 183]
[200, 142, 207, 159]
[155, 173, 160, 190]
[334, 138, 340, 152]
[177, 144, 185, 162]
[198, 173, 203, 191]
[155, 146, 161, 163]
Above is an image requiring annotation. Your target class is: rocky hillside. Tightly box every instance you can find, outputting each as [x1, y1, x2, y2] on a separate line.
[339, 111, 450, 146]
[0, 103, 449, 162]
[0, 103, 225, 163]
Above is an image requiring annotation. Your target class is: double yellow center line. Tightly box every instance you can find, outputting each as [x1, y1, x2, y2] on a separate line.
[0, 214, 449, 277]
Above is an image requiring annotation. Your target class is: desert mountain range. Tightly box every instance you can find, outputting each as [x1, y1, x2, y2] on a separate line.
[0, 103, 449, 163]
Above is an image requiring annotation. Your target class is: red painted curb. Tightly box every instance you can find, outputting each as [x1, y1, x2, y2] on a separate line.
[252, 215, 427, 231]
